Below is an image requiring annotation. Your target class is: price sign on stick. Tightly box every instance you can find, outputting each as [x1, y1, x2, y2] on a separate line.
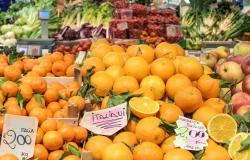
[0, 114, 38, 159]
[80, 103, 127, 136]
[174, 116, 208, 151]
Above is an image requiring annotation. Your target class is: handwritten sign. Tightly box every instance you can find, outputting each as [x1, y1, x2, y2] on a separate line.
[174, 116, 208, 151]
[80, 103, 127, 136]
[0, 114, 38, 159]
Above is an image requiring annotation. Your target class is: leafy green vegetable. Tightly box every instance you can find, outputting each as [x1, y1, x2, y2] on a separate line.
[238, 135, 250, 152]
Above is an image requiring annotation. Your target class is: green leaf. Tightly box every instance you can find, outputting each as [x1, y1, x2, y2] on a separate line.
[209, 73, 221, 79]
[23, 69, 32, 75]
[243, 111, 250, 123]
[224, 94, 232, 104]
[159, 119, 177, 134]
[192, 149, 205, 160]
[17, 93, 24, 109]
[87, 93, 101, 103]
[130, 114, 140, 122]
[0, 77, 8, 89]
[219, 80, 233, 88]
[59, 95, 68, 101]
[59, 151, 69, 160]
[68, 144, 81, 158]
[238, 135, 250, 152]
[231, 113, 249, 133]
[106, 92, 139, 108]
[34, 93, 42, 105]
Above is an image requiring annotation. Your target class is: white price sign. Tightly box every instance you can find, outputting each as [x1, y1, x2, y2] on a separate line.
[0, 114, 38, 159]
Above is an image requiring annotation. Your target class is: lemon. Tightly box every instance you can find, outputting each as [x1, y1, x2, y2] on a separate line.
[129, 97, 159, 118]
[207, 113, 237, 143]
[228, 133, 250, 160]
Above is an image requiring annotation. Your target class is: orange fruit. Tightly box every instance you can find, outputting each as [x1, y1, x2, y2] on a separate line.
[91, 44, 113, 59]
[29, 107, 47, 125]
[23, 59, 37, 71]
[102, 52, 125, 67]
[30, 76, 47, 94]
[53, 110, 64, 118]
[111, 45, 125, 53]
[48, 82, 65, 90]
[155, 42, 177, 59]
[19, 83, 33, 101]
[105, 65, 125, 80]
[203, 65, 213, 75]
[113, 132, 138, 147]
[133, 141, 164, 160]
[166, 74, 192, 99]
[90, 71, 114, 97]
[133, 88, 155, 100]
[172, 43, 185, 56]
[201, 145, 230, 160]
[140, 75, 165, 100]
[4, 97, 18, 108]
[125, 119, 137, 133]
[64, 54, 75, 67]
[150, 58, 175, 81]
[52, 60, 67, 76]
[36, 128, 44, 144]
[41, 119, 57, 132]
[80, 57, 105, 76]
[68, 96, 85, 111]
[34, 144, 49, 160]
[124, 57, 150, 82]
[26, 100, 42, 114]
[113, 76, 139, 95]
[178, 57, 203, 81]
[173, 56, 185, 73]
[101, 96, 109, 109]
[197, 74, 220, 99]
[58, 99, 68, 108]
[44, 88, 59, 104]
[85, 136, 112, 160]
[58, 124, 75, 142]
[0, 62, 8, 76]
[43, 131, 63, 151]
[163, 148, 194, 160]
[126, 44, 155, 63]
[39, 60, 52, 73]
[48, 150, 64, 160]
[46, 73, 55, 77]
[135, 117, 167, 144]
[2, 81, 18, 97]
[74, 126, 88, 143]
[160, 103, 184, 123]
[32, 65, 47, 77]
[174, 86, 203, 113]
[192, 107, 219, 126]
[202, 98, 225, 113]
[102, 143, 133, 160]
[0, 54, 8, 63]
[47, 102, 61, 114]
[0, 154, 18, 160]
[63, 142, 79, 151]
[45, 108, 52, 118]
[66, 64, 76, 77]
[4, 65, 21, 81]
[6, 105, 22, 115]
[161, 135, 176, 154]
[0, 115, 3, 135]
[63, 155, 80, 160]
[90, 39, 110, 50]
[51, 52, 64, 62]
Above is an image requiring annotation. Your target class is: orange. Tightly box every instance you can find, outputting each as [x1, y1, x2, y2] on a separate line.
[39, 60, 52, 73]
[29, 107, 47, 125]
[91, 44, 113, 59]
[58, 124, 75, 142]
[74, 126, 88, 143]
[51, 52, 64, 62]
[34, 144, 49, 160]
[63, 155, 80, 160]
[68, 96, 85, 111]
[80, 57, 105, 76]
[135, 117, 167, 144]
[173, 56, 185, 73]
[25, 71, 40, 77]
[203, 65, 213, 75]
[41, 119, 57, 132]
[47, 102, 61, 114]
[174, 86, 203, 113]
[197, 74, 220, 99]
[52, 60, 67, 76]
[43, 131, 63, 151]
[126, 44, 155, 63]
[133, 141, 164, 160]
[4, 65, 21, 81]
[155, 42, 177, 59]
[102, 143, 133, 160]
[0, 115, 3, 135]
[178, 57, 203, 81]
[48, 150, 64, 160]
[133, 88, 155, 100]
[105, 65, 125, 80]
[90, 71, 114, 97]
[45, 108, 53, 118]
[166, 74, 192, 99]
[161, 135, 176, 153]
[150, 58, 175, 81]
[46, 73, 55, 77]
[58, 99, 68, 108]
[23, 59, 37, 71]
[53, 110, 64, 118]
[201, 145, 230, 160]
[19, 83, 33, 101]
[64, 54, 75, 67]
[0, 154, 18, 160]
[193, 107, 219, 126]
[32, 65, 47, 77]
[160, 103, 184, 123]
[163, 148, 194, 160]
[113, 76, 139, 95]
[0, 54, 8, 63]
[172, 43, 185, 56]
[36, 128, 44, 144]
[90, 39, 110, 50]
[140, 75, 165, 100]
[102, 52, 125, 67]
[26, 100, 41, 114]
[48, 82, 65, 90]
[124, 57, 150, 82]
[30, 76, 47, 94]
[63, 142, 79, 151]
[202, 98, 225, 113]
[4, 97, 18, 107]
[0, 62, 8, 76]
[66, 64, 76, 77]
[111, 45, 125, 53]
[125, 119, 138, 133]
[6, 105, 22, 115]
[44, 88, 59, 104]
[2, 81, 18, 97]
[85, 136, 112, 160]
[113, 131, 138, 147]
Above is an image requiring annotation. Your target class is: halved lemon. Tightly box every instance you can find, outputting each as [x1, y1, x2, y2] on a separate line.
[129, 97, 159, 118]
[207, 113, 237, 143]
[228, 133, 250, 160]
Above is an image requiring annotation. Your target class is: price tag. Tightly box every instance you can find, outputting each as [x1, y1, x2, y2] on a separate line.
[117, 22, 128, 31]
[174, 116, 208, 151]
[80, 103, 127, 136]
[75, 51, 87, 65]
[28, 45, 41, 56]
[166, 25, 177, 37]
[0, 114, 38, 159]
[16, 45, 28, 55]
